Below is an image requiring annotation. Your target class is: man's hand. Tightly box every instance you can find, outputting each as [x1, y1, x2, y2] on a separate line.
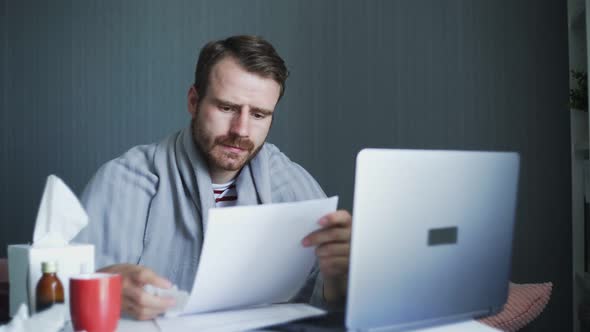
[98, 264, 176, 320]
[302, 210, 352, 304]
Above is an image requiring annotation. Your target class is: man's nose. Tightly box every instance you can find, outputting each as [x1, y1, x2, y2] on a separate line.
[230, 109, 249, 137]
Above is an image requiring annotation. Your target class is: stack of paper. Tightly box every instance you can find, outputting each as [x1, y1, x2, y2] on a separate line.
[156, 197, 338, 331]
[156, 303, 325, 332]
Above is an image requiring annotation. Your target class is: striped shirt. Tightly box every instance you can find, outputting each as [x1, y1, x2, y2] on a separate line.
[212, 180, 238, 207]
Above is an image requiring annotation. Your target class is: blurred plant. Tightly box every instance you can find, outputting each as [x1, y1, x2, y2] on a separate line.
[571, 70, 588, 111]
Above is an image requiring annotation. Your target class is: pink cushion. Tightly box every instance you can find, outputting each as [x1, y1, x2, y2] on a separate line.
[478, 282, 552, 331]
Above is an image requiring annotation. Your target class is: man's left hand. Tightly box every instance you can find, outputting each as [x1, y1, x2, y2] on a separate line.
[302, 209, 352, 304]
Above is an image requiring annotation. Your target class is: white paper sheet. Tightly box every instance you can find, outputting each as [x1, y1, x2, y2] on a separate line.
[156, 303, 325, 332]
[179, 196, 338, 315]
[408, 319, 501, 332]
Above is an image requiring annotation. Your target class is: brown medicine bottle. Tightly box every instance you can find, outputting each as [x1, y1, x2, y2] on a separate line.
[35, 261, 64, 312]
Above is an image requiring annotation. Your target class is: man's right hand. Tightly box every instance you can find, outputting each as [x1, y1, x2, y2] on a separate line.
[98, 264, 176, 320]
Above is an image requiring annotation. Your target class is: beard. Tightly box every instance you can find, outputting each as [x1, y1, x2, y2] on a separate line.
[192, 118, 264, 172]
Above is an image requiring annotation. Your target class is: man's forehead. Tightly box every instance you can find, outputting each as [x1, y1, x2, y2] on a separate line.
[207, 57, 281, 110]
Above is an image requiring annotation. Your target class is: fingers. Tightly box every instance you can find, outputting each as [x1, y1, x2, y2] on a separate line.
[302, 209, 352, 247]
[123, 300, 162, 321]
[102, 264, 173, 289]
[318, 257, 349, 278]
[123, 284, 175, 320]
[123, 297, 171, 320]
[318, 210, 352, 227]
[303, 225, 351, 247]
[130, 267, 173, 289]
[316, 243, 350, 278]
[315, 243, 350, 257]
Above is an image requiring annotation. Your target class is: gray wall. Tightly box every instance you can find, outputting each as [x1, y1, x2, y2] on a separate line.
[0, 1, 570, 330]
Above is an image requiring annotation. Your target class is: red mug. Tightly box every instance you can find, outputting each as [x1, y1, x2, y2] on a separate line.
[69, 273, 122, 332]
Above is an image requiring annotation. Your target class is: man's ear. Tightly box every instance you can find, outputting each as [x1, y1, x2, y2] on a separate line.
[188, 85, 199, 118]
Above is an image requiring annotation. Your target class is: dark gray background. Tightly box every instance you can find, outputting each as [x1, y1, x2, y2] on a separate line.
[0, 1, 571, 330]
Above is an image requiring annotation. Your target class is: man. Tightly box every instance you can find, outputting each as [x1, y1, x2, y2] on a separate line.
[75, 35, 351, 320]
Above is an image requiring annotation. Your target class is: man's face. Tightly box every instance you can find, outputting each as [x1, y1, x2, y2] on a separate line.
[189, 56, 281, 179]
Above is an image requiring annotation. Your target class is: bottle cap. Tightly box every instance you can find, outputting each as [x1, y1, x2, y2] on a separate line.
[41, 261, 58, 273]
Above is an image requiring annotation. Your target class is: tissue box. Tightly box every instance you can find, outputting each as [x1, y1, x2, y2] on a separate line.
[7, 243, 94, 317]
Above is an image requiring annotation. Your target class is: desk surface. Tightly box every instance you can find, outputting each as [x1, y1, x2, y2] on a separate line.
[62, 312, 347, 332]
[110, 314, 499, 332]
[67, 312, 500, 332]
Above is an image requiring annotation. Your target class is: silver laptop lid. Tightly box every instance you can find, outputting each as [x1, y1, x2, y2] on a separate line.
[346, 149, 519, 331]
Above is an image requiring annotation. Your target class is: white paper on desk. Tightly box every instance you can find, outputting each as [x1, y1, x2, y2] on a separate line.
[408, 319, 501, 332]
[181, 196, 338, 315]
[157, 303, 326, 332]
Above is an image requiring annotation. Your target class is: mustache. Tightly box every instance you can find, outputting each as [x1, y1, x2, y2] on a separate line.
[215, 135, 255, 151]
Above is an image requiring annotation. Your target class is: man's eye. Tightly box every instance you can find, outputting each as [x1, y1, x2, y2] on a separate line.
[220, 105, 232, 112]
[253, 113, 265, 119]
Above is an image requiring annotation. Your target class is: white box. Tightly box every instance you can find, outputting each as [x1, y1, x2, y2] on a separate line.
[7, 243, 94, 317]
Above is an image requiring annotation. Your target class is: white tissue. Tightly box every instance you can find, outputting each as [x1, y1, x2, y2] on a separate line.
[143, 284, 189, 317]
[32, 175, 88, 247]
[0, 303, 66, 332]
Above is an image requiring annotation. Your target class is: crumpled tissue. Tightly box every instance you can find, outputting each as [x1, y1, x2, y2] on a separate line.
[0, 303, 66, 332]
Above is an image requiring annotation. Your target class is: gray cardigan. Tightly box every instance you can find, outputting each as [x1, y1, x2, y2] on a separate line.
[74, 125, 327, 306]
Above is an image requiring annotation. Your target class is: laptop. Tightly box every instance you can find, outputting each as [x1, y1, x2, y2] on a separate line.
[345, 149, 520, 331]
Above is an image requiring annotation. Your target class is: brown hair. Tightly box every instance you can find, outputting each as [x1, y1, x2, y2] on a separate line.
[194, 35, 289, 101]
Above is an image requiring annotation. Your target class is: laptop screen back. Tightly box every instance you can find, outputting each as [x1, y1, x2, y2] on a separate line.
[346, 149, 519, 331]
